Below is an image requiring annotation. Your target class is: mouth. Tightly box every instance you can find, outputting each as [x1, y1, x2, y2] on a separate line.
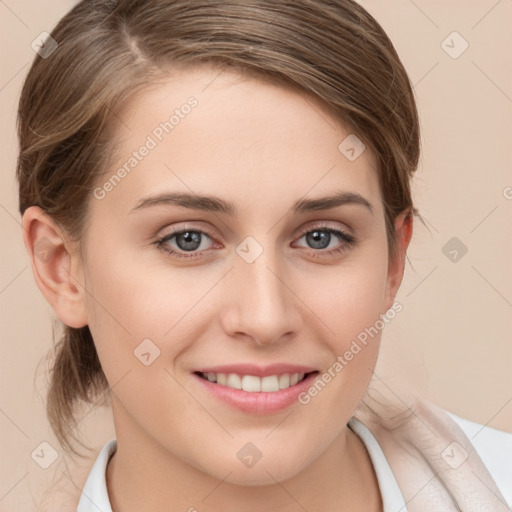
[191, 368, 320, 414]
[193, 370, 318, 392]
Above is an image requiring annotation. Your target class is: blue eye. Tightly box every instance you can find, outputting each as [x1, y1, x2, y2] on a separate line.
[155, 229, 214, 259]
[294, 225, 357, 257]
[154, 223, 357, 260]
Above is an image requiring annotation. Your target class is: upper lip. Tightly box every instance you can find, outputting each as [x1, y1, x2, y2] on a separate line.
[193, 363, 318, 378]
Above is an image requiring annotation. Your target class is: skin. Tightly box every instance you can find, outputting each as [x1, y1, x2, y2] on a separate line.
[23, 64, 412, 511]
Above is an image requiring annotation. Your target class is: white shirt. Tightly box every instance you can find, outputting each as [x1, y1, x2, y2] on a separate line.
[76, 410, 512, 511]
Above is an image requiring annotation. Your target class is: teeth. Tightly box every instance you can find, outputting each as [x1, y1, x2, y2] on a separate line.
[242, 375, 262, 392]
[200, 372, 309, 392]
[278, 374, 290, 388]
[226, 373, 242, 389]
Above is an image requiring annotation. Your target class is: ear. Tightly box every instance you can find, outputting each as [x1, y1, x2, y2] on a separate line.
[21, 206, 88, 328]
[384, 210, 413, 310]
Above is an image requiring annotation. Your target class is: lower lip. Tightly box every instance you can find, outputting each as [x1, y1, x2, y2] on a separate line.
[192, 372, 319, 414]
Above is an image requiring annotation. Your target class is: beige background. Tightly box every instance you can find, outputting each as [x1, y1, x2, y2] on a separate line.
[1, 0, 511, 509]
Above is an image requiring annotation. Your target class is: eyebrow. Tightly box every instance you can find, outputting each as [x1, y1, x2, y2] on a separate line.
[130, 190, 374, 216]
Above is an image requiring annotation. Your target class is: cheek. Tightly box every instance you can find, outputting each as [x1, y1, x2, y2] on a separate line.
[292, 251, 389, 407]
[82, 251, 200, 437]
[294, 262, 389, 429]
[81, 237, 209, 382]
[301, 255, 389, 347]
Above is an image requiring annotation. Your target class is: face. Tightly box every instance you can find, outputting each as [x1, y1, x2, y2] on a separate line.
[74, 65, 405, 484]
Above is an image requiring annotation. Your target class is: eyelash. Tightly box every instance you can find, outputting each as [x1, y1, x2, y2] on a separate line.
[154, 223, 358, 260]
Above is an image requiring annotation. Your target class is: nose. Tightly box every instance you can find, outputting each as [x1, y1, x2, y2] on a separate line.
[221, 244, 303, 347]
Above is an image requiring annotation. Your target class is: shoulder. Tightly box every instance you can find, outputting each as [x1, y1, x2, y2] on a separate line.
[444, 408, 512, 508]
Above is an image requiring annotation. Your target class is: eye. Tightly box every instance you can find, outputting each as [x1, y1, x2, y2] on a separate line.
[154, 223, 357, 260]
[155, 227, 215, 259]
[293, 223, 357, 257]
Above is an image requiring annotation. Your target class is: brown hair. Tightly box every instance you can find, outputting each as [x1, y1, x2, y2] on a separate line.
[17, 0, 423, 456]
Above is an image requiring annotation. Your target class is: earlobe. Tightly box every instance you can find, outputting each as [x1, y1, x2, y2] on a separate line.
[384, 210, 414, 310]
[21, 206, 88, 328]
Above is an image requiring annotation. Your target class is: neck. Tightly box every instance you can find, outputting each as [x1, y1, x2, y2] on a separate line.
[106, 404, 381, 512]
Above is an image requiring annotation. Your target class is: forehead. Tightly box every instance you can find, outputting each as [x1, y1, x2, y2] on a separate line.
[95, 65, 382, 219]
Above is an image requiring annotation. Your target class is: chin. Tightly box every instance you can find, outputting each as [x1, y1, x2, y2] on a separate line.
[223, 468, 299, 487]
[201, 453, 306, 487]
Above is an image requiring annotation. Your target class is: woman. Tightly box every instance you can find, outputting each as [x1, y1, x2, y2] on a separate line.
[16, 0, 511, 510]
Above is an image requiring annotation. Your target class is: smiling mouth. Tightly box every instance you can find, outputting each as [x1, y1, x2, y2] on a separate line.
[194, 371, 319, 392]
